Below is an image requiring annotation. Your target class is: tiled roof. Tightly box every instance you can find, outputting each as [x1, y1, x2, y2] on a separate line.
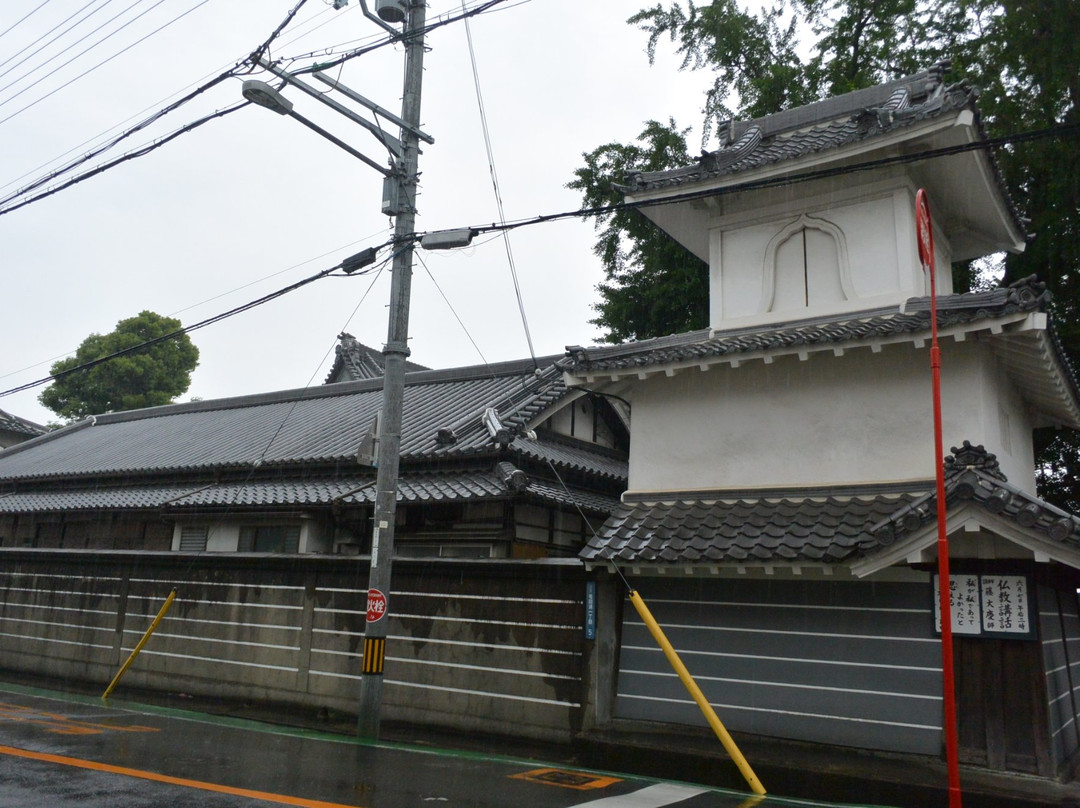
[564, 277, 1080, 429]
[323, 333, 428, 383]
[0, 468, 606, 514]
[511, 436, 627, 483]
[566, 277, 1049, 373]
[0, 408, 46, 439]
[0, 357, 623, 485]
[580, 486, 916, 566]
[525, 480, 625, 517]
[580, 443, 1080, 569]
[869, 441, 1080, 549]
[622, 64, 970, 193]
[0, 484, 201, 513]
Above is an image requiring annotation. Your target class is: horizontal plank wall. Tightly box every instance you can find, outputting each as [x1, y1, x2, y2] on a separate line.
[0, 551, 587, 742]
[615, 576, 944, 755]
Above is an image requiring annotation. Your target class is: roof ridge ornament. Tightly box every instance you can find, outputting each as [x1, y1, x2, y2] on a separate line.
[944, 440, 1007, 482]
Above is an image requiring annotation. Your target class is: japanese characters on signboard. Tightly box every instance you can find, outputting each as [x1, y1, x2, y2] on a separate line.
[933, 573, 1035, 640]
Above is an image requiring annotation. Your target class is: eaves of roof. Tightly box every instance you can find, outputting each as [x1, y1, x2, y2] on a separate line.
[580, 483, 919, 569]
[580, 443, 1080, 575]
[617, 66, 1026, 247]
[0, 468, 597, 514]
[564, 277, 1080, 429]
[0, 409, 46, 438]
[510, 436, 628, 483]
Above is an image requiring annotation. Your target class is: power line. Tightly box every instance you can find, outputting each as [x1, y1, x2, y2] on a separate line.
[0, 248, 391, 401]
[432, 120, 1080, 242]
[0, 0, 116, 82]
[0, 0, 323, 213]
[460, 1, 536, 365]
[0, 229, 392, 384]
[248, 0, 310, 68]
[289, 0, 514, 75]
[0, 0, 50, 45]
[0, 0, 211, 128]
[0, 0, 517, 218]
[0, 99, 249, 217]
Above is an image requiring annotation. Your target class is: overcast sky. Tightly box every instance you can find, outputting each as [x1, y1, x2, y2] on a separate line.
[0, 0, 714, 426]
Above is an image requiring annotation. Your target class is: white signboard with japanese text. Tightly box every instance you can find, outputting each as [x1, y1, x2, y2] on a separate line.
[933, 573, 1034, 639]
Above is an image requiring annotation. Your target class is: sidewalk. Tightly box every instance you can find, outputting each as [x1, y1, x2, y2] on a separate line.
[575, 724, 1080, 808]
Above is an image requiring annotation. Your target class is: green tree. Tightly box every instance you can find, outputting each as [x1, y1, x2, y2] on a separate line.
[574, 0, 1080, 505]
[39, 311, 200, 421]
[568, 119, 708, 342]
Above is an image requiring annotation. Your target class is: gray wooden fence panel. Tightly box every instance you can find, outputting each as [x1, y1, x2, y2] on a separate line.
[1039, 584, 1080, 769]
[615, 577, 944, 755]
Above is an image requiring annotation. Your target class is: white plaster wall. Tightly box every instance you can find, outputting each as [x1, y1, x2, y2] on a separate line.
[987, 357, 1037, 490]
[301, 519, 332, 553]
[207, 524, 240, 552]
[710, 188, 953, 327]
[626, 340, 1032, 493]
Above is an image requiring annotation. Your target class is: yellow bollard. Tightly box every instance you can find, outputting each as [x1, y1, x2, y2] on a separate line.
[629, 590, 766, 796]
[102, 588, 177, 700]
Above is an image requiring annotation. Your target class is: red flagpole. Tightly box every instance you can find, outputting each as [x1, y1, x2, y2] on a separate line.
[917, 188, 962, 807]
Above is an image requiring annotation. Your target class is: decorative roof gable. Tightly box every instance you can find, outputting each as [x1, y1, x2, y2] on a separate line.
[323, 332, 428, 383]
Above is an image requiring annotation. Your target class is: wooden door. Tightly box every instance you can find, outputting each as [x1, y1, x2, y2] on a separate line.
[955, 637, 1053, 775]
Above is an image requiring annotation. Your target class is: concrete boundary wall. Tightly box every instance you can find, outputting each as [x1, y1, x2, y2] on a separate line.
[0, 550, 589, 742]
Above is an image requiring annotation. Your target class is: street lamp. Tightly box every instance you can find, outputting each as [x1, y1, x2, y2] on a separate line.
[241, 79, 393, 177]
[241, 0, 429, 740]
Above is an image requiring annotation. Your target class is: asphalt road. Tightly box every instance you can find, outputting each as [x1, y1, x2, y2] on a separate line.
[0, 683, 881, 808]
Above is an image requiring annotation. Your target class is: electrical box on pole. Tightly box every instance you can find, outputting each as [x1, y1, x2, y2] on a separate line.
[381, 175, 405, 217]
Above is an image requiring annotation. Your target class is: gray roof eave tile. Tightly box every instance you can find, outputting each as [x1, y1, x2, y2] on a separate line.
[580, 486, 918, 566]
[564, 277, 1053, 377]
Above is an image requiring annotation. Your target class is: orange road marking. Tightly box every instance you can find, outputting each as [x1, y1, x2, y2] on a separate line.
[0, 744, 364, 808]
[0, 701, 159, 735]
[510, 767, 621, 790]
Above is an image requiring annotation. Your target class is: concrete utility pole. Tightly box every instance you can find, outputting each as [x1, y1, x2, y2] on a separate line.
[356, 0, 426, 740]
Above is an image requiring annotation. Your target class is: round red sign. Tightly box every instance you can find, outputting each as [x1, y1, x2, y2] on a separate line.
[366, 588, 387, 622]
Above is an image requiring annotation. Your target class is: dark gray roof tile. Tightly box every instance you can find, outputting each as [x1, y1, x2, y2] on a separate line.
[565, 277, 1053, 377]
[621, 67, 974, 194]
[0, 357, 625, 488]
[581, 486, 917, 566]
[0, 409, 46, 439]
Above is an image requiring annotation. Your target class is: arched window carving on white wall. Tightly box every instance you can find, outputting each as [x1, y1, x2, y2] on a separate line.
[758, 214, 854, 314]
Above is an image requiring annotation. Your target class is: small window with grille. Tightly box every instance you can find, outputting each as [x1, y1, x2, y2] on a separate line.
[179, 525, 208, 552]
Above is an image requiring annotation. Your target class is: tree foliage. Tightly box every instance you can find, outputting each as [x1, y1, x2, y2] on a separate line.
[568, 120, 708, 342]
[39, 311, 200, 421]
[573, 0, 1080, 506]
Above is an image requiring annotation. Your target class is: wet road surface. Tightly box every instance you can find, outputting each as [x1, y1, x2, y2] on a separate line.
[0, 683, 890, 807]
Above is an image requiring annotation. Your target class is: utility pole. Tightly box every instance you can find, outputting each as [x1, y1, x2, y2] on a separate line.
[356, 0, 426, 740]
